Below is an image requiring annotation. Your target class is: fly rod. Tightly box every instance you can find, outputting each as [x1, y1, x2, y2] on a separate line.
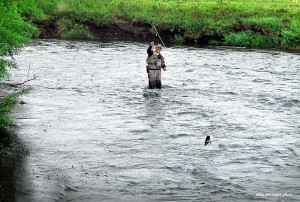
[152, 25, 166, 49]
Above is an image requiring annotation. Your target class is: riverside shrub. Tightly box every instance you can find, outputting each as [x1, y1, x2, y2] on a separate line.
[0, 0, 38, 128]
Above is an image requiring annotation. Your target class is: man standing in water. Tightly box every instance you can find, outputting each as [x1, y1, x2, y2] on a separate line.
[146, 42, 166, 89]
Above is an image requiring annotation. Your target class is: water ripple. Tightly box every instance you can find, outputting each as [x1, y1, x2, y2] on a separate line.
[11, 40, 300, 201]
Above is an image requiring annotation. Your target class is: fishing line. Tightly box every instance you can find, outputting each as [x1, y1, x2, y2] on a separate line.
[152, 25, 166, 49]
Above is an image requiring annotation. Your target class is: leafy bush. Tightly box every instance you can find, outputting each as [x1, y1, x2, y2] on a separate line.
[0, 94, 18, 128]
[57, 18, 94, 40]
[0, 1, 37, 129]
[281, 19, 300, 48]
[173, 34, 185, 44]
[0, 1, 37, 78]
[62, 26, 94, 40]
[223, 31, 273, 47]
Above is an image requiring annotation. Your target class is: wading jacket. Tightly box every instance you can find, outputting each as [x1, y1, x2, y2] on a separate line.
[146, 46, 165, 68]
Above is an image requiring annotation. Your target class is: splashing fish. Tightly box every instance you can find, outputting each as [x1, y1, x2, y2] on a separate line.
[205, 135, 213, 146]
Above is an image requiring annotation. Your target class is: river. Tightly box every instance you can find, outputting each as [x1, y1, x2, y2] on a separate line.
[11, 40, 299, 201]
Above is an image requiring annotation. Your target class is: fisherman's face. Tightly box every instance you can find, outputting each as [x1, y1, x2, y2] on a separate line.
[156, 47, 162, 53]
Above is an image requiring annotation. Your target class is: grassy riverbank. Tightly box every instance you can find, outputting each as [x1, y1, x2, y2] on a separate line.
[32, 0, 300, 50]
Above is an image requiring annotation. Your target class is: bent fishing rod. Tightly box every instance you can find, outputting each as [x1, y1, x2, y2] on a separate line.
[152, 25, 166, 49]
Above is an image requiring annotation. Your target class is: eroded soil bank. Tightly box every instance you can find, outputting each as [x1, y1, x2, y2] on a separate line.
[35, 20, 191, 45]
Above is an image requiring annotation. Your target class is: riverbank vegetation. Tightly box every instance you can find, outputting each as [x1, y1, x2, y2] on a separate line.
[0, 2, 38, 198]
[31, 0, 300, 50]
[0, 0, 38, 129]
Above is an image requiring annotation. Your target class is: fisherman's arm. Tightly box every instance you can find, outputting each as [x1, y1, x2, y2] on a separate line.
[147, 41, 154, 57]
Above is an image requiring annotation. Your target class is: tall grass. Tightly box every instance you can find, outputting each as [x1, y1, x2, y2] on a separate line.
[0, 94, 18, 128]
[57, 18, 94, 40]
[32, 0, 300, 50]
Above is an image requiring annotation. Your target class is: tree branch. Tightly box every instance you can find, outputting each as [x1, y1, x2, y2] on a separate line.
[3, 75, 36, 87]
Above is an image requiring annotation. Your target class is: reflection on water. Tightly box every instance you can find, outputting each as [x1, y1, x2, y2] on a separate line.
[9, 40, 300, 201]
[0, 130, 15, 202]
[143, 90, 165, 127]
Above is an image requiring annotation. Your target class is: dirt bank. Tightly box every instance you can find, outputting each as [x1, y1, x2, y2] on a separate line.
[35, 20, 189, 45]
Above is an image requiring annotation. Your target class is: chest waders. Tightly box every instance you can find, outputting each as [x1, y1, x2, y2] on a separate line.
[147, 52, 162, 89]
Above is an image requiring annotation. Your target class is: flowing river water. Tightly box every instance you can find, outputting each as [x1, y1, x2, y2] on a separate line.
[10, 40, 300, 201]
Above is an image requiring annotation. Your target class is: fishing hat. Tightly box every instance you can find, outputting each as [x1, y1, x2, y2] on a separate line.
[156, 44, 162, 49]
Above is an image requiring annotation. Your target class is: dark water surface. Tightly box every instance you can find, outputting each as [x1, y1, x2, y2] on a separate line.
[11, 40, 300, 201]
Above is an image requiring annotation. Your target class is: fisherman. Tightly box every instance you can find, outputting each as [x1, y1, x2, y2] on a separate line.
[146, 41, 166, 89]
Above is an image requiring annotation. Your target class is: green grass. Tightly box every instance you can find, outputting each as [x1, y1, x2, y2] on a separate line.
[57, 18, 94, 40]
[31, 0, 300, 50]
[0, 94, 18, 128]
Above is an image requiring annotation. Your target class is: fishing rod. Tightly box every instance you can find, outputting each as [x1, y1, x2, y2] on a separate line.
[152, 25, 166, 49]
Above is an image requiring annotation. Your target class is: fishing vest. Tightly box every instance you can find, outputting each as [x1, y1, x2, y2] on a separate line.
[146, 51, 158, 65]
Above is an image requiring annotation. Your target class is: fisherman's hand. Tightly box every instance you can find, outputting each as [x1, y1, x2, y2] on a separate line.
[162, 64, 166, 71]
[150, 41, 154, 47]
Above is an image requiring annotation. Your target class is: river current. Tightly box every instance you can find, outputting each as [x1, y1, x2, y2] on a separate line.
[11, 40, 299, 201]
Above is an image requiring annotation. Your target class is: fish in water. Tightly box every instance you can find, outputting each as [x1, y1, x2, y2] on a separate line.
[205, 135, 213, 146]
